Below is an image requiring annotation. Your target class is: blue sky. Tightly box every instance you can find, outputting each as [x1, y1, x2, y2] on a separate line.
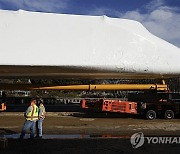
[0, 0, 180, 47]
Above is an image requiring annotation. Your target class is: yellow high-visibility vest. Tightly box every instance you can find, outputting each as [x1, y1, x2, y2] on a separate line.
[26, 104, 39, 121]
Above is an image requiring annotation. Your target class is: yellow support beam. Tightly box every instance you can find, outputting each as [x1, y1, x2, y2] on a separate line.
[0, 83, 168, 91]
[34, 84, 168, 91]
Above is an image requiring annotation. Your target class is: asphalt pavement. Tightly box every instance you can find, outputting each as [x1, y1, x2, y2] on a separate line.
[0, 112, 180, 153]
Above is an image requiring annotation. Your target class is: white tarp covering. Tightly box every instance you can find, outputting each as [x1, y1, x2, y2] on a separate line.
[0, 9, 180, 77]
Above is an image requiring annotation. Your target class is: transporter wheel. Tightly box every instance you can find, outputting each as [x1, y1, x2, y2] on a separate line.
[146, 110, 156, 120]
[164, 110, 174, 119]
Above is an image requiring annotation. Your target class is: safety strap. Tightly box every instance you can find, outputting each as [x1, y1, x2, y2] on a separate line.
[31, 105, 35, 120]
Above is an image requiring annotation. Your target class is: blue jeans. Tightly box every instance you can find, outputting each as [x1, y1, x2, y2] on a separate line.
[20, 120, 36, 139]
[36, 118, 44, 137]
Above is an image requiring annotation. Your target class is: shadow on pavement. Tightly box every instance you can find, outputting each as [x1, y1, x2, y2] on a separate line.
[72, 112, 141, 119]
[0, 129, 17, 135]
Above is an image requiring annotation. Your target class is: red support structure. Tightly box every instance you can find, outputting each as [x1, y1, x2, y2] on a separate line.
[81, 99, 137, 114]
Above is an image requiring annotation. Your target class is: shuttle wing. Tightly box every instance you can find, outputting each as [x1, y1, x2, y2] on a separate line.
[0, 10, 180, 79]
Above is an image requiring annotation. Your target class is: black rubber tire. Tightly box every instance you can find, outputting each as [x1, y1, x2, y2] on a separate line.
[164, 110, 174, 119]
[146, 110, 156, 120]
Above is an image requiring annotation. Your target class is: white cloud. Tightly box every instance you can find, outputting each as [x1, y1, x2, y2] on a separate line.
[86, 7, 122, 17]
[145, 0, 165, 11]
[121, 10, 146, 21]
[121, 3, 180, 48]
[87, 0, 180, 48]
[0, 0, 69, 12]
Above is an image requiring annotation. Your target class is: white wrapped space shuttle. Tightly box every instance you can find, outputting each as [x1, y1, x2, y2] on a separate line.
[0, 10, 179, 79]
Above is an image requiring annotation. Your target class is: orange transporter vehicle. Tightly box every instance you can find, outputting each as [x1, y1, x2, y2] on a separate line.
[35, 82, 180, 120]
[81, 92, 180, 120]
[78, 83, 180, 120]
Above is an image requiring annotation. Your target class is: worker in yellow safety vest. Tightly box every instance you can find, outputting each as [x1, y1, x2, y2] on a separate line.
[20, 99, 39, 139]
